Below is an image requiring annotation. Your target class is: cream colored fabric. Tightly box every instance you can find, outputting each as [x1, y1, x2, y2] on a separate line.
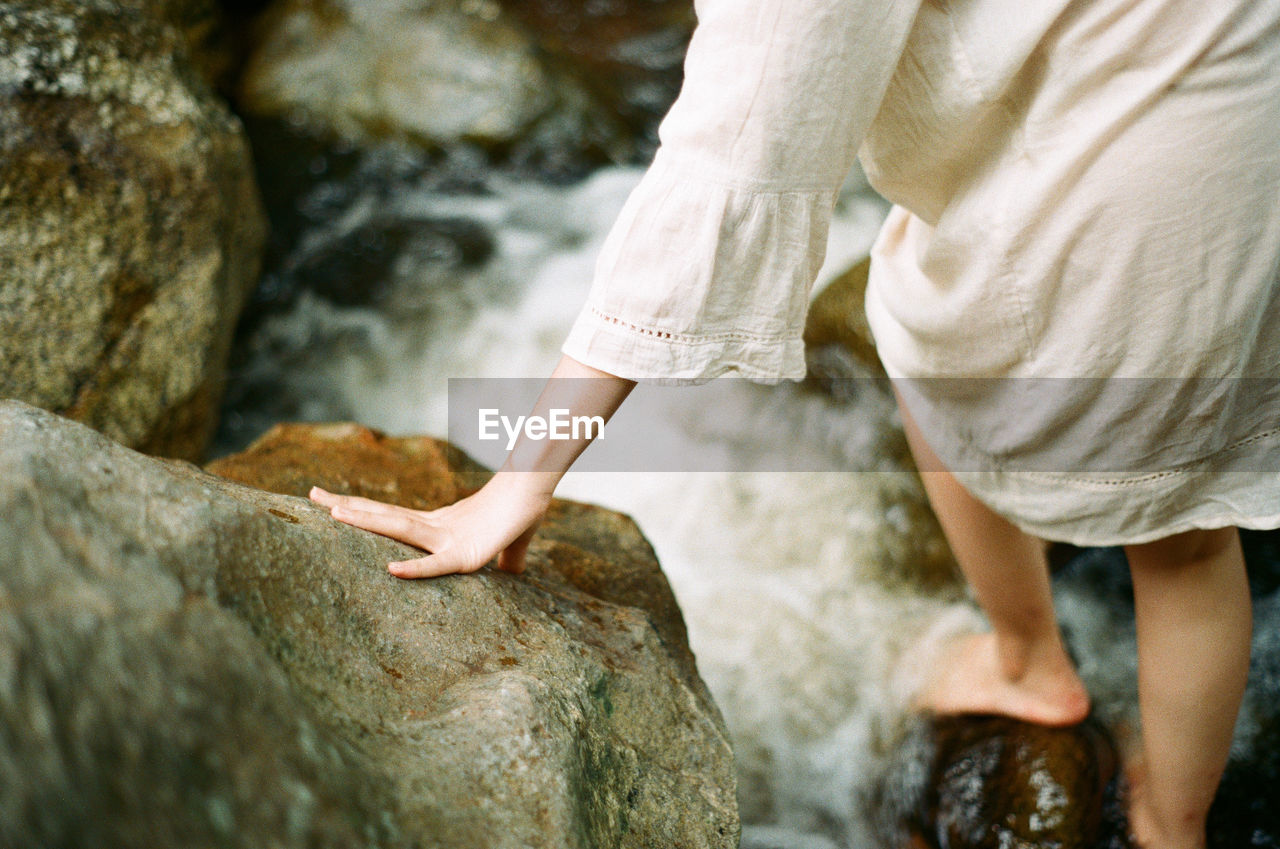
[562, 0, 1280, 545]
[562, 0, 919, 380]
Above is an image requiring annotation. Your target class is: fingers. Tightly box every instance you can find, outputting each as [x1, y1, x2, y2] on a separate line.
[390, 525, 536, 580]
[389, 549, 481, 579]
[309, 486, 409, 517]
[497, 523, 537, 575]
[327, 503, 449, 552]
[310, 482, 547, 582]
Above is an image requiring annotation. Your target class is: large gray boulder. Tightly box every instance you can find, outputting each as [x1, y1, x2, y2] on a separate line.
[0, 0, 266, 461]
[0, 400, 738, 848]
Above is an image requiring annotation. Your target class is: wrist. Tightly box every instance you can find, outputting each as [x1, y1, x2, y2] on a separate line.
[491, 465, 560, 502]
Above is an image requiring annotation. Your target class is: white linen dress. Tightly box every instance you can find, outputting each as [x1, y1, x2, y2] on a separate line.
[561, 0, 1280, 546]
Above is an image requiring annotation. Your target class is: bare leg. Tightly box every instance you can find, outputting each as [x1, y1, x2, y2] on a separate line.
[1124, 527, 1250, 849]
[898, 391, 1091, 726]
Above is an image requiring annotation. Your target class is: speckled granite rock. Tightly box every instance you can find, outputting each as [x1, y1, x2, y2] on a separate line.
[0, 400, 738, 849]
[0, 0, 266, 461]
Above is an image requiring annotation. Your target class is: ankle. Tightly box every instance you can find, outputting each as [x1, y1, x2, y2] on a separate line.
[1133, 821, 1205, 849]
[917, 631, 1091, 726]
[994, 631, 1075, 683]
[1129, 791, 1207, 849]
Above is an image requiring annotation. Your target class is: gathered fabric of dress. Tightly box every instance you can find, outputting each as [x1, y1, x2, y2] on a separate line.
[561, 0, 1280, 546]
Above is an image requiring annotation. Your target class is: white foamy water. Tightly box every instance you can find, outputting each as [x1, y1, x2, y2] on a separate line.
[227, 162, 1170, 847]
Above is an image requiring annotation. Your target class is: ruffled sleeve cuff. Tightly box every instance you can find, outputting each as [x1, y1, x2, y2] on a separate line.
[557, 0, 926, 383]
[561, 148, 837, 384]
[562, 302, 811, 384]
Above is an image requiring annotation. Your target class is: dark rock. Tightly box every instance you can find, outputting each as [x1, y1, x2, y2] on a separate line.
[0, 400, 737, 848]
[1210, 700, 1280, 849]
[288, 215, 495, 309]
[145, 0, 241, 94]
[0, 0, 267, 462]
[804, 257, 889, 391]
[494, 0, 693, 163]
[1044, 535, 1280, 849]
[873, 715, 1129, 849]
[1242, 528, 1280, 598]
[234, 113, 374, 283]
[1206, 584, 1280, 849]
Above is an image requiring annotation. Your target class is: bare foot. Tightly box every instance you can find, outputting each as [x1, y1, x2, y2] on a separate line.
[915, 632, 1091, 726]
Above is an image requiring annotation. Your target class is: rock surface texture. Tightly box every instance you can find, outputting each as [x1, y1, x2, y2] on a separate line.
[0, 400, 738, 849]
[236, 0, 692, 166]
[874, 715, 1130, 849]
[804, 257, 888, 386]
[0, 0, 266, 461]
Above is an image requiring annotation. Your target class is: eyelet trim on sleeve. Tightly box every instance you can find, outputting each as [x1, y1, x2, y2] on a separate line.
[585, 305, 794, 346]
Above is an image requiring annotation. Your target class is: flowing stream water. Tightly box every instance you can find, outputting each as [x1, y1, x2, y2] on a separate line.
[216, 151, 1280, 849]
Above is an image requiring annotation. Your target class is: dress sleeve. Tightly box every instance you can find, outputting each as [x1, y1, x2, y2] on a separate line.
[561, 0, 922, 382]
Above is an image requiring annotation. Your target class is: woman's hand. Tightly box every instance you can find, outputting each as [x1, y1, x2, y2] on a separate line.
[309, 354, 635, 579]
[309, 472, 553, 578]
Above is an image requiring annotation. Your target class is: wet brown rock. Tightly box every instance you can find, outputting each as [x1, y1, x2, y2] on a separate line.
[0, 0, 267, 461]
[0, 400, 737, 848]
[494, 0, 693, 151]
[875, 715, 1130, 849]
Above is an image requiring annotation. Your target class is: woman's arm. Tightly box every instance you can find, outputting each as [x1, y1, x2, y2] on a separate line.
[309, 355, 635, 578]
[312, 0, 924, 576]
